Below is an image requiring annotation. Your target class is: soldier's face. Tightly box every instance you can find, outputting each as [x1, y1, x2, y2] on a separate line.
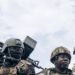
[55, 54, 70, 69]
[8, 46, 23, 60]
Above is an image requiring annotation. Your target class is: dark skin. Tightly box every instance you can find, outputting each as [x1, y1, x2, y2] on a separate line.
[3, 46, 23, 67]
[54, 54, 70, 73]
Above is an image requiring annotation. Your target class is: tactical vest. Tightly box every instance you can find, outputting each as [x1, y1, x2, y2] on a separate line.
[0, 60, 32, 75]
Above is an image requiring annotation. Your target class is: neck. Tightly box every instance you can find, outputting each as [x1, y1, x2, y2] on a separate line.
[55, 66, 68, 73]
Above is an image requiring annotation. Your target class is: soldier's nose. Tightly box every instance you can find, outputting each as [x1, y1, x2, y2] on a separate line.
[63, 58, 69, 62]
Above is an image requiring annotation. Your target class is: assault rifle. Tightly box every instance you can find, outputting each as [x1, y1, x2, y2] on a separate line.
[27, 58, 44, 70]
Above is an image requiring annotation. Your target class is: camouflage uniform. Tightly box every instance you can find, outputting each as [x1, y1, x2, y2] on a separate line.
[17, 60, 35, 75]
[37, 46, 73, 75]
[0, 38, 35, 75]
[0, 38, 24, 75]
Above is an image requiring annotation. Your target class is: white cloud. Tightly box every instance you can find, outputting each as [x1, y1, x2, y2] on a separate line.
[0, 0, 75, 73]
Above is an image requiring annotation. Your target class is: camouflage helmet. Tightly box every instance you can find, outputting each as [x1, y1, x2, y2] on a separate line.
[50, 46, 71, 63]
[2, 38, 24, 53]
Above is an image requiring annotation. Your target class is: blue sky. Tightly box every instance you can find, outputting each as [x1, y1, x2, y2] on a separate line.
[0, 0, 75, 73]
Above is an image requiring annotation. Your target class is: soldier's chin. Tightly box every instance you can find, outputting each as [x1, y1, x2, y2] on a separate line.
[60, 64, 68, 69]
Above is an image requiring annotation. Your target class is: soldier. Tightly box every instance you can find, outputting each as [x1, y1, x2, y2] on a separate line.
[0, 38, 24, 75]
[37, 46, 73, 75]
[0, 38, 36, 75]
[49, 46, 73, 75]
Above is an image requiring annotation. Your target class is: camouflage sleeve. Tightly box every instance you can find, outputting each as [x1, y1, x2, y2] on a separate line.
[17, 65, 35, 75]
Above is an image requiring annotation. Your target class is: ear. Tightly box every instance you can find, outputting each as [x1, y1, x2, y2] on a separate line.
[53, 56, 58, 64]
